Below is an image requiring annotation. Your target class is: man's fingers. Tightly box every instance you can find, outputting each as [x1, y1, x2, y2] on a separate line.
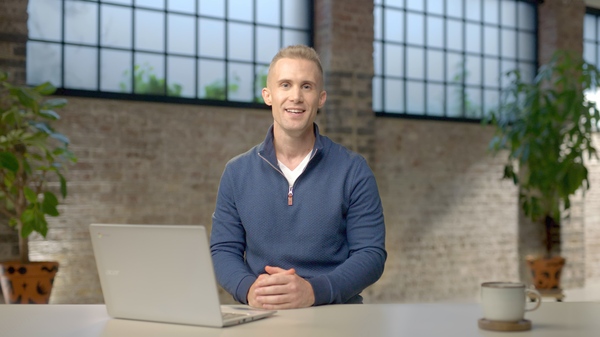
[265, 265, 296, 275]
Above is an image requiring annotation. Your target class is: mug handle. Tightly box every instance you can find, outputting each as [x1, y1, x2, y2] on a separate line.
[525, 288, 542, 312]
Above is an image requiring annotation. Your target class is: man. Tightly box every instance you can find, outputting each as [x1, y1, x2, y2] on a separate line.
[210, 45, 386, 310]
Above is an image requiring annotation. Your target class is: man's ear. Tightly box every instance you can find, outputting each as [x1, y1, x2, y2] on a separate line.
[318, 90, 327, 108]
[262, 88, 272, 106]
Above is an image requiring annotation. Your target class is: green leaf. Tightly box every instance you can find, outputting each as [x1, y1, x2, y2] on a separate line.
[42, 191, 59, 216]
[40, 109, 60, 120]
[24, 187, 37, 204]
[34, 82, 56, 96]
[20, 209, 35, 238]
[0, 152, 19, 172]
[59, 173, 67, 198]
[42, 98, 67, 110]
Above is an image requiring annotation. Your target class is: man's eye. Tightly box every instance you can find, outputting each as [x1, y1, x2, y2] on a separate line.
[303, 85, 311, 89]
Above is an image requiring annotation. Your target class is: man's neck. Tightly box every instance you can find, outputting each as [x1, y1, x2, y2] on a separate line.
[273, 126, 315, 171]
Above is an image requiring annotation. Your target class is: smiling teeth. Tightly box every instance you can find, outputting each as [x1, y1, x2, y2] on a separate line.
[287, 109, 303, 113]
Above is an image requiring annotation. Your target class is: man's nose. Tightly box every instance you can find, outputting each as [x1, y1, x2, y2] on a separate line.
[290, 87, 303, 102]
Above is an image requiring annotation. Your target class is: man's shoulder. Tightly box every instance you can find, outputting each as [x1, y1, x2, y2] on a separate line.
[321, 135, 367, 164]
[226, 145, 260, 167]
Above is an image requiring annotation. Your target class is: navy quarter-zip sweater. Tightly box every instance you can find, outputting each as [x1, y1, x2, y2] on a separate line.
[210, 124, 387, 305]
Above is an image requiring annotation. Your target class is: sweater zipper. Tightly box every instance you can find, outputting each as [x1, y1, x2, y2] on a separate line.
[258, 149, 318, 207]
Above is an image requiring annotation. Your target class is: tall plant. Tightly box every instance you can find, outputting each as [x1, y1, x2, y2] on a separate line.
[487, 51, 600, 257]
[0, 71, 77, 264]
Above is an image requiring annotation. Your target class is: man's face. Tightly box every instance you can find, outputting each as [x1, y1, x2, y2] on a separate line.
[262, 57, 327, 138]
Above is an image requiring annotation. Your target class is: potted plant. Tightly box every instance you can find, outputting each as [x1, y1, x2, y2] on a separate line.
[486, 50, 600, 293]
[0, 70, 76, 303]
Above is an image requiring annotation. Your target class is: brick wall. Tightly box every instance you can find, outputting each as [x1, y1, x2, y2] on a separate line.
[1, 0, 599, 304]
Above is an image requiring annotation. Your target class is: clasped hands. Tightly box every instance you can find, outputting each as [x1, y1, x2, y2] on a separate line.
[247, 266, 315, 309]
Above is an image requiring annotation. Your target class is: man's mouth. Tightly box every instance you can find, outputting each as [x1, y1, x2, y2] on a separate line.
[285, 108, 305, 114]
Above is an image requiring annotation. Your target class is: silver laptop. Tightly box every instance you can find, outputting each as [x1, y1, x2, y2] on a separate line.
[89, 224, 276, 327]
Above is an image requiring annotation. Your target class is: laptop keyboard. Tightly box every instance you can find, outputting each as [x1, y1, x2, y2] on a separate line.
[222, 312, 247, 320]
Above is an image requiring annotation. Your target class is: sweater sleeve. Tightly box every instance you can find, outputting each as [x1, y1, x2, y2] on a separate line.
[307, 159, 387, 305]
[210, 165, 256, 304]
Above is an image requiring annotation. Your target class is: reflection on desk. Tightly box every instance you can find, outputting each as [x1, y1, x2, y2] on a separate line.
[1, 302, 599, 337]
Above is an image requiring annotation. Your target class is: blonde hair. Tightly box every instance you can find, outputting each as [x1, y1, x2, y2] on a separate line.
[268, 45, 324, 80]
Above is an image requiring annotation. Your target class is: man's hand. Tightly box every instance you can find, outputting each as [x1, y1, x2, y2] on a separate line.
[247, 266, 315, 309]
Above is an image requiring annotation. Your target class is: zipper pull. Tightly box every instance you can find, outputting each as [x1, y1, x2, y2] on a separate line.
[288, 186, 293, 206]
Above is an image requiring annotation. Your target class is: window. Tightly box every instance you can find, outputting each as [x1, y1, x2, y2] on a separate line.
[26, 0, 312, 105]
[584, 8, 600, 129]
[373, 0, 537, 120]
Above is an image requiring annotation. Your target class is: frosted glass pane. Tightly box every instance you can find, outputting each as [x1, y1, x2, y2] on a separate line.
[135, 9, 165, 52]
[427, 16, 443, 48]
[228, 62, 253, 101]
[374, 6, 383, 40]
[27, 42, 62, 87]
[374, 42, 383, 75]
[501, 1, 517, 28]
[167, 56, 195, 97]
[28, 0, 62, 40]
[65, 1, 98, 44]
[446, 84, 462, 117]
[228, 0, 252, 22]
[199, 0, 225, 18]
[136, 0, 163, 10]
[447, 52, 464, 84]
[464, 87, 481, 118]
[501, 29, 516, 58]
[483, 58, 500, 88]
[446, 0, 463, 18]
[255, 65, 269, 102]
[501, 60, 516, 88]
[133, 53, 165, 94]
[384, 79, 403, 113]
[101, 5, 132, 48]
[427, 50, 444, 82]
[384, 10, 403, 43]
[228, 22, 253, 61]
[483, 26, 499, 56]
[257, 0, 280, 25]
[465, 23, 481, 54]
[427, 83, 444, 116]
[483, 0, 499, 25]
[198, 59, 226, 99]
[406, 82, 425, 114]
[518, 63, 536, 83]
[585, 15, 597, 41]
[427, 0, 444, 16]
[168, 14, 195, 55]
[100, 49, 131, 92]
[465, 56, 481, 86]
[517, 2, 535, 31]
[373, 77, 383, 111]
[483, 89, 500, 116]
[584, 42, 596, 64]
[446, 20, 463, 51]
[384, 0, 403, 8]
[167, 0, 194, 13]
[257, 27, 280, 64]
[407, 13, 424, 45]
[199, 19, 225, 58]
[283, 30, 309, 47]
[407, 0, 423, 11]
[104, 0, 132, 5]
[384, 44, 403, 77]
[407, 47, 424, 79]
[465, 0, 481, 22]
[518, 32, 535, 61]
[283, 0, 309, 29]
[65, 46, 98, 90]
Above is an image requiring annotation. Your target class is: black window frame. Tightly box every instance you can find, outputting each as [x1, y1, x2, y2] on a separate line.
[26, 0, 314, 110]
[373, 0, 539, 123]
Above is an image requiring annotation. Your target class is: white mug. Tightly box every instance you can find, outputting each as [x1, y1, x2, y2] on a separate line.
[481, 282, 541, 322]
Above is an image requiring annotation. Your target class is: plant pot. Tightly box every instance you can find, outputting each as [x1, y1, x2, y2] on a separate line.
[0, 261, 59, 304]
[526, 256, 566, 290]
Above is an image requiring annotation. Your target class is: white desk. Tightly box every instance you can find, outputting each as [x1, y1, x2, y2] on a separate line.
[1, 302, 598, 337]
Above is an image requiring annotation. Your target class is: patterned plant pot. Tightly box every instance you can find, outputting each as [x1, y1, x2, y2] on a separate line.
[0, 261, 59, 304]
[526, 256, 566, 290]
